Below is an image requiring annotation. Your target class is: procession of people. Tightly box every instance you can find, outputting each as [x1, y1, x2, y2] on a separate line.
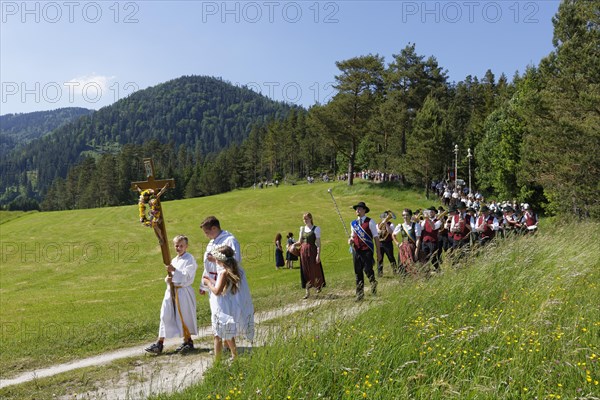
[142, 185, 538, 358]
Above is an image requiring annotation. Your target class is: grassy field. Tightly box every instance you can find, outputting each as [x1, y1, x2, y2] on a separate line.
[0, 180, 431, 376]
[152, 221, 600, 400]
[2, 181, 598, 399]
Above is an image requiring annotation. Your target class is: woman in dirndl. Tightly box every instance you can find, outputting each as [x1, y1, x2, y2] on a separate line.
[392, 209, 422, 275]
[295, 212, 326, 299]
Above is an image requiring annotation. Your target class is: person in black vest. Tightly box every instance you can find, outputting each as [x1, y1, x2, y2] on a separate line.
[377, 212, 397, 276]
[295, 212, 326, 299]
[348, 201, 382, 301]
[392, 209, 422, 275]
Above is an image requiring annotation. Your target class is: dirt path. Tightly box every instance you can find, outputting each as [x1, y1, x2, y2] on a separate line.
[1, 296, 369, 399]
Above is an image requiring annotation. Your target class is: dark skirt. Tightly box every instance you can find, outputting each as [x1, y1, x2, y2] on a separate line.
[275, 248, 285, 267]
[299, 242, 326, 289]
[286, 249, 298, 261]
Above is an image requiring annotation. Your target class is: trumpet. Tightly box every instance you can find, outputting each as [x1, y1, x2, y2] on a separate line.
[378, 211, 396, 240]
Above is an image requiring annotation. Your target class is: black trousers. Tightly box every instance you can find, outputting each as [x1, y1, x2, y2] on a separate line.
[353, 248, 376, 293]
[378, 240, 397, 273]
[421, 240, 440, 270]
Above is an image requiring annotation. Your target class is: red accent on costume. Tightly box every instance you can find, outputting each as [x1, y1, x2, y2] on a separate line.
[525, 212, 537, 227]
[453, 213, 471, 241]
[479, 215, 496, 240]
[352, 217, 373, 251]
[422, 219, 438, 243]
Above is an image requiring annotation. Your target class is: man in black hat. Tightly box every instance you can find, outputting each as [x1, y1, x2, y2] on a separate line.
[348, 201, 382, 301]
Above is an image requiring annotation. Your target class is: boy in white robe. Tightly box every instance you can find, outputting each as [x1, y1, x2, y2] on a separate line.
[145, 235, 198, 354]
[200, 216, 255, 343]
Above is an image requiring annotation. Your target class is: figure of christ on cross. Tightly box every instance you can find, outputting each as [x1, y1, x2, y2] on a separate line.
[131, 158, 177, 313]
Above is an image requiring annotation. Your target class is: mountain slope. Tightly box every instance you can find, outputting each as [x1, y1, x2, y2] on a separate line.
[0, 75, 295, 203]
[0, 107, 93, 156]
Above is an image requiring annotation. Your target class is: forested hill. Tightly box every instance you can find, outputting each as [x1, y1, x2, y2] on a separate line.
[0, 75, 295, 205]
[0, 107, 93, 157]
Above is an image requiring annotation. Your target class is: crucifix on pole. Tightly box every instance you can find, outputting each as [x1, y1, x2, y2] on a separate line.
[131, 158, 176, 264]
[131, 158, 176, 312]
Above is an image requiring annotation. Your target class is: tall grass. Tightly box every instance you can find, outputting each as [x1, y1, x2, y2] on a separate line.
[0, 180, 429, 375]
[153, 222, 600, 400]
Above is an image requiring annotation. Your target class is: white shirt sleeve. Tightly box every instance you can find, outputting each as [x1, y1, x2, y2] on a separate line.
[314, 226, 321, 239]
[368, 218, 379, 238]
[414, 222, 422, 238]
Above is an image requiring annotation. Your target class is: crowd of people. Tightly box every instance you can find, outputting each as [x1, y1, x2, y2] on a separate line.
[337, 170, 403, 182]
[143, 190, 539, 358]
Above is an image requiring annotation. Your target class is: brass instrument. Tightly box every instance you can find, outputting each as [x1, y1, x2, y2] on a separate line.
[411, 212, 423, 223]
[436, 210, 448, 221]
[378, 210, 396, 240]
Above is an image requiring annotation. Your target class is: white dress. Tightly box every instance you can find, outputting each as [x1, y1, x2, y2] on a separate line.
[158, 252, 198, 338]
[209, 265, 255, 341]
[201, 230, 254, 341]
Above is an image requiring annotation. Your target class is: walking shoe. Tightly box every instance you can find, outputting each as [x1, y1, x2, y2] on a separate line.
[175, 341, 194, 353]
[371, 280, 378, 295]
[378, 271, 383, 278]
[144, 342, 163, 354]
[356, 289, 364, 301]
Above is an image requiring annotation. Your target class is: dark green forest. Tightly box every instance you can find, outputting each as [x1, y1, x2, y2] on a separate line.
[0, 76, 296, 209]
[0, 107, 93, 157]
[1, 1, 598, 218]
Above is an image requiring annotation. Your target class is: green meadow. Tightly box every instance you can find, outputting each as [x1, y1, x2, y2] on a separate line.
[1, 181, 599, 399]
[153, 219, 600, 399]
[0, 180, 429, 376]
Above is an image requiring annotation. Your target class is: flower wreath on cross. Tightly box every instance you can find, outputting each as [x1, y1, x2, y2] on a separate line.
[138, 189, 159, 227]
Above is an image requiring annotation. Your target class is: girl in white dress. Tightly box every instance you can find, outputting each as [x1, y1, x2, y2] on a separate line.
[202, 244, 254, 360]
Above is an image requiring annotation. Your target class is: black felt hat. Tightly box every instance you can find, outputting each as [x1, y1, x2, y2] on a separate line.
[352, 201, 370, 213]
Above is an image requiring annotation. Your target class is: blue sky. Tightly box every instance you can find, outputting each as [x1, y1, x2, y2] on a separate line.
[1, 1, 561, 114]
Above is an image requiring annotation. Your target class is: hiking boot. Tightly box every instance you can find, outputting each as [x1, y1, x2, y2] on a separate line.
[145, 342, 163, 354]
[175, 341, 194, 353]
[371, 280, 378, 295]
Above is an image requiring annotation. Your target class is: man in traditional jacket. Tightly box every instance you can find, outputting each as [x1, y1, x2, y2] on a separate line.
[348, 202, 381, 301]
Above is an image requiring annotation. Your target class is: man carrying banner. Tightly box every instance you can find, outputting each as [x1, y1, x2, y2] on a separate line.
[348, 201, 382, 301]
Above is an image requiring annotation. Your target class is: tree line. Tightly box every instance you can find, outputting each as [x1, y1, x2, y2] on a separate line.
[5, 1, 599, 219]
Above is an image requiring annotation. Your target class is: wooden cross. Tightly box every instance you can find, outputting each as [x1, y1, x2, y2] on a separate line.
[130, 158, 175, 265]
